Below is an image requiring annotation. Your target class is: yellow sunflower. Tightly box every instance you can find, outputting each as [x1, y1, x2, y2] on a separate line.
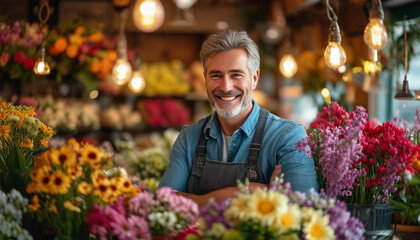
[248, 188, 287, 226]
[67, 166, 83, 180]
[80, 144, 103, 169]
[35, 169, 52, 193]
[67, 138, 81, 151]
[50, 145, 77, 168]
[303, 210, 334, 240]
[93, 178, 112, 203]
[77, 181, 92, 195]
[91, 170, 107, 186]
[28, 195, 41, 212]
[49, 170, 72, 194]
[107, 178, 122, 203]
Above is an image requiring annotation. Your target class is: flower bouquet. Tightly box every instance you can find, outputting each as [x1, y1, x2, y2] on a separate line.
[188, 178, 365, 240]
[0, 101, 54, 194]
[86, 186, 199, 240]
[296, 102, 415, 204]
[44, 21, 116, 95]
[25, 138, 139, 240]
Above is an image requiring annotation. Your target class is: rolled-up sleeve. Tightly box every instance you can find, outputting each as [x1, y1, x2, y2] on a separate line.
[277, 124, 319, 194]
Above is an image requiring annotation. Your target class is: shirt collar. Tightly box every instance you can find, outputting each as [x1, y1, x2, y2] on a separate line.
[204, 99, 261, 139]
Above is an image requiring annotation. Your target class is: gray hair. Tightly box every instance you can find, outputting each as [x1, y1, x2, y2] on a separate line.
[199, 29, 260, 76]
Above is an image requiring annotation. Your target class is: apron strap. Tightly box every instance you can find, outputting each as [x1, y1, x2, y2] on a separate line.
[246, 108, 269, 180]
[189, 129, 207, 193]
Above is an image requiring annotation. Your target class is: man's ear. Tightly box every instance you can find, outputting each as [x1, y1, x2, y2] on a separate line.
[252, 70, 259, 89]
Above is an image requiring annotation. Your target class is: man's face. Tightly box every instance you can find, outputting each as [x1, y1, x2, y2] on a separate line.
[204, 49, 259, 119]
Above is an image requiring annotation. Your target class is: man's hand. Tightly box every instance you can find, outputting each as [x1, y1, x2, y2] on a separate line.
[270, 165, 282, 184]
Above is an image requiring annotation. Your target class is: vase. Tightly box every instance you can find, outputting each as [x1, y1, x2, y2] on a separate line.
[346, 203, 394, 240]
[393, 224, 420, 240]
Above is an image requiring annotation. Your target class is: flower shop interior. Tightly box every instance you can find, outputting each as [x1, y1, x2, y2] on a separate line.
[1, 0, 420, 240]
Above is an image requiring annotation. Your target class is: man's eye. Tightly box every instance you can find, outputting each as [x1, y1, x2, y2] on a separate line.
[210, 74, 221, 79]
[232, 73, 243, 78]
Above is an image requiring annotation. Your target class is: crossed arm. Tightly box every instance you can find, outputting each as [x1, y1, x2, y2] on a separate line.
[175, 165, 282, 207]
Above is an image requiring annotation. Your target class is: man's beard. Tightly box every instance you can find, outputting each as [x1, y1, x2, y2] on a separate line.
[211, 89, 253, 119]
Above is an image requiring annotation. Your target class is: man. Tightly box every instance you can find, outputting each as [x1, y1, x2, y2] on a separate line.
[159, 29, 318, 207]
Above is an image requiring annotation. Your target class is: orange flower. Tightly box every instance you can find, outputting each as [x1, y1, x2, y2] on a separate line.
[90, 60, 100, 73]
[107, 50, 117, 62]
[53, 37, 68, 54]
[74, 26, 85, 35]
[88, 32, 103, 43]
[22, 139, 33, 148]
[41, 122, 55, 136]
[66, 44, 79, 58]
[0, 123, 11, 140]
[28, 195, 41, 212]
[40, 138, 49, 148]
[49, 45, 59, 56]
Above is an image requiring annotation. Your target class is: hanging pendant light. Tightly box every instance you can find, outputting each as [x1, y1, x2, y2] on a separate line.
[34, 0, 51, 75]
[112, 8, 132, 86]
[132, 0, 165, 33]
[394, 20, 415, 100]
[279, 54, 298, 78]
[129, 57, 146, 94]
[364, 0, 388, 50]
[324, 0, 346, 69]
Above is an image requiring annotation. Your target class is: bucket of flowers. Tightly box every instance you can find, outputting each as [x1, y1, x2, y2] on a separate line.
[187, 177, 365, 240]
[295, 102, 416, 239]
[0, 101, 55, 194]
[25, 138, 140, 240]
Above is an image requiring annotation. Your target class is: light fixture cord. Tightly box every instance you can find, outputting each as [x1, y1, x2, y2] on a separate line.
[117, 8, 129, 59]
[326, 0, 338, 21]
[404, 18, 408, 80]
[38, 0, 51, 36]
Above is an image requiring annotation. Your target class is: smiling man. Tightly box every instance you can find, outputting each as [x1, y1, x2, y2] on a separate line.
[158, 30, 318, 207]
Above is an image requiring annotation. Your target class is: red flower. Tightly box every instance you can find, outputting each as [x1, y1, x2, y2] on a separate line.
[13, 50, 25, 64]
[22, 57, 35, 70]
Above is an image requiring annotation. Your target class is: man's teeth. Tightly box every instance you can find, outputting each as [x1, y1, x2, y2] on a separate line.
[220, 96, 235, 101]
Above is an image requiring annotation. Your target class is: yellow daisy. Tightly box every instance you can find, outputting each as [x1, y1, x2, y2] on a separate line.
[224, 192, 251, 222]
[49, 170, 72, 194]
[67, 166, 83, 180]
[28, 195, 41, 212]
[80, 144, 103, 169]
[77, 181, 92, 195]
[50, 145, 77, 168]
[303, 210, 335, 240]
[35, 170, 52, 193]
[276, 204, 302, 232]
[93, 178, 111, 203]
[91, 170, 107, 186]
[248, 188, 286, 226]
[67, 138, 81, 151]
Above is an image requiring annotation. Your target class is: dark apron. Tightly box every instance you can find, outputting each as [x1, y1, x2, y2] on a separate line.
[187, 109, 269, 195]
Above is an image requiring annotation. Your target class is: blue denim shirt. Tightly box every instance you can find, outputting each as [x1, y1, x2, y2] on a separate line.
[159, 100, 319, 194]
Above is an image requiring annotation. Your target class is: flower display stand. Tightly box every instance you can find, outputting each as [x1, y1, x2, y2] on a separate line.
[347, 203, 394, 240]
[393, 224, 420, 240]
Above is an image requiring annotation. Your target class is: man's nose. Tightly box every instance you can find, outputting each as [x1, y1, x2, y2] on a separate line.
[219, 76, 234, 92]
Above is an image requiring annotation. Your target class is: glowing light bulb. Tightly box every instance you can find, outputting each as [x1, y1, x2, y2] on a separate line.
[173, 0, 197, 9]
[324, 41, 346, 69]
[129, 70, 146, 93]
[364, 0, 388, 50]
[321, 88, 331, 105]
[364, 18, 388, 50]
[279, 54, 298, 78]
[33, 59, 50, 75]
[112, 58, 132, 86]
[133, 0, 165, 32]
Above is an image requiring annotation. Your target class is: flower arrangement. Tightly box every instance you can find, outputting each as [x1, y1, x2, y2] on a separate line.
[141, 98, 190, 127]
[296, 102, 415, 204]
[189, 178, 365, 240]
[100, 104, 142, 131]
[0, 189, 33, 240]
[36, 95, 101, 133]
[0, 18, 42, 82]
[25, 138, 140, 239]
[0, 101, 54, 193]
[86, 186, 199, 239]
[44, 21, 116, 94]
